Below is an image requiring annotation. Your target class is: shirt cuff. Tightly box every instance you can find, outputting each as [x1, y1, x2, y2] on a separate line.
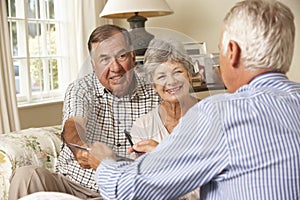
[96, 158, 117, 173]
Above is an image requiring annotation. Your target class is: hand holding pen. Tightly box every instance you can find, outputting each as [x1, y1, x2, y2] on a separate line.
[131, 139, 159, 153]
[124, 130, 144, 157]
[124, 130, 159, 158]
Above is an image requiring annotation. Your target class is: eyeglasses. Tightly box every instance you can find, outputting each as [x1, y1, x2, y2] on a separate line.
[95, 52, 131, 66]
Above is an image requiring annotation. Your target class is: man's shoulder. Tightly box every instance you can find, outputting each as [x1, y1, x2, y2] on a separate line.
[66, 73, 98, 92]
[70, 73, 95, 86]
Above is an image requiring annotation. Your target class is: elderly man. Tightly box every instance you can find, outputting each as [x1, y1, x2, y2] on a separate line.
[9, 24, 160, 199]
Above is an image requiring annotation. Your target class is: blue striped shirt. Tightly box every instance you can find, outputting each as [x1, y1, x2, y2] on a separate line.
[95, 72, 300, 200]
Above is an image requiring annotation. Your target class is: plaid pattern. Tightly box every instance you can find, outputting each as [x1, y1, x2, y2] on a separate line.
[56, 72, 160, 192]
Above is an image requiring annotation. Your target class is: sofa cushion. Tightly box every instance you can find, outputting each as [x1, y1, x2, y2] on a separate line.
[0, 126, 61, 200]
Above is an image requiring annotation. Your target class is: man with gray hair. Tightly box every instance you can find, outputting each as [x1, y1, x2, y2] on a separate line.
[9, 24, 160, 199]
[89, 0, 300, 199]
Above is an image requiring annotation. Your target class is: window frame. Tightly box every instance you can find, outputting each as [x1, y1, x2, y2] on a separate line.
[6, 0, 64, 106]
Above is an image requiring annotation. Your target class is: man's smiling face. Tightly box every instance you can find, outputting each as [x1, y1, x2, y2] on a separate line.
[91, 31, 136, 96]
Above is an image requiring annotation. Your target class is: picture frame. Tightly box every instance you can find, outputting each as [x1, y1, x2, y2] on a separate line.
[183, 42, 225, 92]
[184, 42, 207, 56]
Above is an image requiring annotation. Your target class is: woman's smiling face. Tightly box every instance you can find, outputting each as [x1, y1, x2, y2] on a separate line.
[152, 61, 191, 103]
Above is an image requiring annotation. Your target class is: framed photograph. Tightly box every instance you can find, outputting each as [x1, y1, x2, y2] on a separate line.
[191, 55, 224, 85]
[184, 43, 225, 92]
[184, 42, 207, 56]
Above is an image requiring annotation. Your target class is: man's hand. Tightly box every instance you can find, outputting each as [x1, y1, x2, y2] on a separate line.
[88, 142, 117, 170]
[63, 117, 91, 168]
[74, 148, 91, 169]
[87, 152, 101, 171]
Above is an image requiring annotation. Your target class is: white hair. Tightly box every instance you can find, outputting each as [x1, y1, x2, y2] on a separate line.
[143, 39, 194, 83]
[221, 0, 295, 73]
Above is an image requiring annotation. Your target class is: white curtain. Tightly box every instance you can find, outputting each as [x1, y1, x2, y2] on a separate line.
[0, 1, 21, 134]
[57, 0, 110, 89]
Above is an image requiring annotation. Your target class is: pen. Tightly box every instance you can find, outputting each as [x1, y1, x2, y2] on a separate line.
[124, 130, 134, 146]
[124, 130, 143, 155]
[68, 143, 91, 151]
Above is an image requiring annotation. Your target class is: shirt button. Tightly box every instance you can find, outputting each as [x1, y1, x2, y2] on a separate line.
[117, 143, 121, 147]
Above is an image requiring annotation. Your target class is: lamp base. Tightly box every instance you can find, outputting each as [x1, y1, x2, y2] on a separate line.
[127, 13, 154, 56]
[129, 28, 154, 56]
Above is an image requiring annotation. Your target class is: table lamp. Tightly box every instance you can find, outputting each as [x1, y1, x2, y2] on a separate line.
[99, 0, 173, 56]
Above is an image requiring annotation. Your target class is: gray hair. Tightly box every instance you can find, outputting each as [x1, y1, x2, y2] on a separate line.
[222, 0, 295, 73]
[143, 39, 194, 83]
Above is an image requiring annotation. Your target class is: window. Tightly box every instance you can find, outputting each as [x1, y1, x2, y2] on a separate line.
[6, 0, 63, 105]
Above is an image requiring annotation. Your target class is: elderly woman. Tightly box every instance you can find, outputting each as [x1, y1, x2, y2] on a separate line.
[128, 39, 200, 200]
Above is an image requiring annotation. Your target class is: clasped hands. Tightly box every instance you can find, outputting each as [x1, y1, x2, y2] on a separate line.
[73, 139, 159, 170]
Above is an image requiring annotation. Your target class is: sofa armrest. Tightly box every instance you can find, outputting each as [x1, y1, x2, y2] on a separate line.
[0, 126, 62, 200]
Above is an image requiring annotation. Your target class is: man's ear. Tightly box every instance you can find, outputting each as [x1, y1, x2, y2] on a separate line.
[227, 40, 241, 68]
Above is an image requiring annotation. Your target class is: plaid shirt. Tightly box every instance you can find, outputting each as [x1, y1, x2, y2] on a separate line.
[56, 72, 160, 192]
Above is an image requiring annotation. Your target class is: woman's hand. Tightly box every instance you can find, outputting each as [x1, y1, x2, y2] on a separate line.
[127, 139, 159, 157]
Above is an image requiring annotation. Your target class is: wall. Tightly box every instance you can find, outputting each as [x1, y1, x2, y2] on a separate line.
[18, 102, 63, 129]
[18, 0, 300, 129]
[114, 0, 300, 82]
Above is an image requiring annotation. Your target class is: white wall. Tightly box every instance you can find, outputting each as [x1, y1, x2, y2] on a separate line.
[114, 0, 300, 82]
[18, 102, 63, 129]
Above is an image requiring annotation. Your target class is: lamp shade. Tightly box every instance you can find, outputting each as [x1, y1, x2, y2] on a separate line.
[99, 0, 173, 18]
